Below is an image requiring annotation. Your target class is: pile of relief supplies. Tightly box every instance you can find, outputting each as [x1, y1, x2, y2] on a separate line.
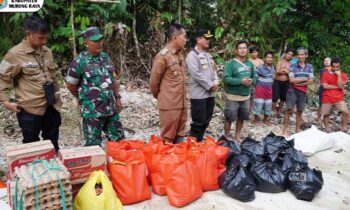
[5, 141, 73, 210]
[218, 132, 324, 202]
[3, 131, 324, 209]
[105, 135, 229, 207]
[4, 136, 230, 209]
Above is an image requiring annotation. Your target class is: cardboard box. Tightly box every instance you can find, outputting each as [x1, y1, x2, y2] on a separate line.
[6, 141, 55, 177]
[6, 172, 14, 210]
[58, 146, 106, 184]
[71, 183, 84, 199]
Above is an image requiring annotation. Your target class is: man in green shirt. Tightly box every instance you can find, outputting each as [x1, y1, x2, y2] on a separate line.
[223, 40, 257, 143]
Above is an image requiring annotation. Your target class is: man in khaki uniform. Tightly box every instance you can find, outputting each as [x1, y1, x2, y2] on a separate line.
[149, 23, 187, 143]
[0, 15, 62, 151]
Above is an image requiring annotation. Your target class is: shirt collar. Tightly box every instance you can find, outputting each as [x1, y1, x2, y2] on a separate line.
[194, 45, 205, 54]
[166, 45, 181, 55]
[84, 50, 101, 60]
[297, 62, 307, 68]
[22, 38, 47, 55]
[263, 63, 273, 69]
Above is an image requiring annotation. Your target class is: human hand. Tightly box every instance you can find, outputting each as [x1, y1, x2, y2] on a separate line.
[242, 78, 252, 86]
[3, 101, 21, 113]
[282, 69, 289, 74]
[335, 69, 341, 76]
[210, 84, 219, 92]
[116, 98, 123, 113]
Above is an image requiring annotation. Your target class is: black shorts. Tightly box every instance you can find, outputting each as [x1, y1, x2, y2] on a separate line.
[272, 80, 290, 102]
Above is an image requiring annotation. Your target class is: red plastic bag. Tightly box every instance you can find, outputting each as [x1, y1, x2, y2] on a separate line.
[107, 141, 151, 204]
[0, 181, 5, 188]
[149, 142, 187, 195]
[186, 137, 229, 191]
[186, 137, 219, 191]
[166, 158, 203, 207]
[204, 136, 229, 176]
[143, 135, 166, 172]
[108, 140, 145, 151]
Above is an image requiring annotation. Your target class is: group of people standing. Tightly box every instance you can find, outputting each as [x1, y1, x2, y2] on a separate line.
[0, 16, 347, 150]
[0, 16, 125, 150]
[150, 23, 348, 145]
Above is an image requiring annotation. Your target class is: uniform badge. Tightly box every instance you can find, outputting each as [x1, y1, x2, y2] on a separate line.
[0, 60, 10, 74]
[202, 64, 208, 70]
[160, 48, 169, 56]
[25, 62, 38, 68]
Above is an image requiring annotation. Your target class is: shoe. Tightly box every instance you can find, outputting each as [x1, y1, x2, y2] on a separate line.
[173, 136, 185, 144]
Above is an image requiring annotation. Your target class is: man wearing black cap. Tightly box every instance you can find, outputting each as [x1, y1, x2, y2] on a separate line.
[185, 29, 219, 141]
[66, 26, 124, 146]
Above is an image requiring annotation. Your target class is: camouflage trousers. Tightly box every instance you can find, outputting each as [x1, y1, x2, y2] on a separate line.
[83, 114, 124, 146]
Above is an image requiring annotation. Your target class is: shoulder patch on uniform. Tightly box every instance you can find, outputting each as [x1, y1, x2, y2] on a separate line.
[192, 48, 199, 55]
[155, 57, 166, 66]
[0, 60, 11, 74]
[160, 48, 169, 56]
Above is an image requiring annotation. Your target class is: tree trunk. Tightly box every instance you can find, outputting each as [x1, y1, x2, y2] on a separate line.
[132, 0, 141, 59]
[70, 0, 77, 58]
[178, 0, 181, 23]
[70, 0, 82, 141]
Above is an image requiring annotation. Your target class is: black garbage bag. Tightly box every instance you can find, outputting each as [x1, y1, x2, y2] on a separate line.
[217, 136, 241, 164]
[263, 132, 294, 162]
[288, 167, 324, 201]
[284, 148, 308, 166]
[231, 153, 251, 168]
[277, 152, 298, 175]
[251, 161, 287, 193]
[219, 154, 256, 202]
[241, 137, 264, 158]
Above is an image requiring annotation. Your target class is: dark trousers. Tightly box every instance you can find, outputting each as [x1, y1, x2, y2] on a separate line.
[16, 106, 61, 152]
[190, 97, 215, 141]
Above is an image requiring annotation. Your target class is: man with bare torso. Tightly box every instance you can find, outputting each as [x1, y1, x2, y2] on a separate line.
[272, 48, 294, 116]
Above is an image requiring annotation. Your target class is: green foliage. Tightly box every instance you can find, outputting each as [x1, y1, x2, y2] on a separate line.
[1, 0, 130, 61]
[214, 26, 224, 41]
[160, 12, 174, 23]
[0, 0, 349, 77]
[214, 0, 350, 73]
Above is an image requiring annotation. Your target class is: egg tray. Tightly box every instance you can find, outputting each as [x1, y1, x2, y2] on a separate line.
[23, 201, 73, 210]
[11, 159, 72, 210]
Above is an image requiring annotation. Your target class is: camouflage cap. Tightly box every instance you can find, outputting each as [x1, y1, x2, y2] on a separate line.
[82, 27, 104, 41]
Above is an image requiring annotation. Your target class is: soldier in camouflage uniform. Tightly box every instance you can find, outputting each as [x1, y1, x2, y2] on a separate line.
[66, 27, 124, 146]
